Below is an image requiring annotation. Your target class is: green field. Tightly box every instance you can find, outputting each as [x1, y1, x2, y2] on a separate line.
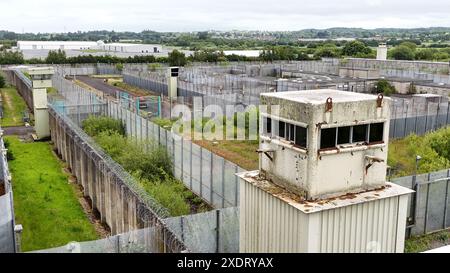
[0, 86, 29, 127]
[5, 136, 99, 251]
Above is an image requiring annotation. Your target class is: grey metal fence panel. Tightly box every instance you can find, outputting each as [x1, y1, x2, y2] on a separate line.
[218, 207, 239, 253]
[212, 155, 225, 208]
[191, 143, 202, 196]
[182, 140, 192, 186]
[413, 173, 430, 235]
[0, 193, 14, 253]
[426, 170, 448, 233]
[164, 207, 239, 253]
[224, 162, 238, 207]
[201, 149, 213, 204]
[173, 137, 183, 181]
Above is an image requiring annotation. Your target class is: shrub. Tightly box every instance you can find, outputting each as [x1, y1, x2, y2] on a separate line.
[3, 139, 14, 160]
[82, 115, 125, 137]
[115, 63, 124, 71]
[0, 73, 5, 88]
[374, 79, 396, 96]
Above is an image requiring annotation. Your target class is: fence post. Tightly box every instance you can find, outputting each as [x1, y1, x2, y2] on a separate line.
[222, 159, 226, 208]
[180, 216, 185, 243]
[190, 141, 193, 190]
[116, 235, 120, 253]
[423, 172, 431, 234]
[216, 209, 220, 253]
[443, 169, 450, 230]
[199, 148, 203, 199]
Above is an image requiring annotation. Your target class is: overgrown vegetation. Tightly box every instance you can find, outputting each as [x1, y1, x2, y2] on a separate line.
[405, 229, 450, 253]
[6, 136, 99, 251]
[0, 72, 5, 88]
[374, 79, 396, 96]
[388, 126, 450, 177]
[81, 115, 210, 216]
[0, 85, 30, 127]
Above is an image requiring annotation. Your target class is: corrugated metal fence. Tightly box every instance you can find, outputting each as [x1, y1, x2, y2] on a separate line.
[392, 169, 450, 236]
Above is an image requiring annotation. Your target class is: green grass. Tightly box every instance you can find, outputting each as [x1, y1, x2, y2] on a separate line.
[405, 229, 450, 253]
[0, 86, 29, 127]
[5, 136, 99, 251]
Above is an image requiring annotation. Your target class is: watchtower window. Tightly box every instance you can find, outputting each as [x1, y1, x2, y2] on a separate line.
[320, 128, 337, 149]
[278, 121, 286, 138]
[288, 124, 295, 142]
[295, 126, 307, 148]
[263, 117, 272, 135]
[337, 126, 351, 145]
[352, 124, 368, 143]
[369, 123, 384, 143]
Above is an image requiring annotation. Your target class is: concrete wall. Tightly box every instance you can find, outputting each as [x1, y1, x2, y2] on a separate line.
[346, 58, 450, 75]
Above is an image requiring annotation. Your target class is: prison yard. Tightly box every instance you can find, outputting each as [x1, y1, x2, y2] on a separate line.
[1, 57, 450, 254]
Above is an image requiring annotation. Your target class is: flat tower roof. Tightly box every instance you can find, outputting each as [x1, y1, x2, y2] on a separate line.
[261, 89, 385, 105]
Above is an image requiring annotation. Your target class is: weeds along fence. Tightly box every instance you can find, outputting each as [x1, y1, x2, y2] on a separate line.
[391, 168, 450, 237]
[48, 105, 187, 252]
[3, 69, 34, 110]
[0, 127, 17, 253]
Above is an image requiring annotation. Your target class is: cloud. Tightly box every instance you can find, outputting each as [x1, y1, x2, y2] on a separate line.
[1, 0, 450, 32]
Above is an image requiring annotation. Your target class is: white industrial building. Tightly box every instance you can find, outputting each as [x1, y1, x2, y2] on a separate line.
[17, 41, 163, 54]
[96, 42, 162, 53]
[17, 41, 98, 50]
[238, 89, 413, 253]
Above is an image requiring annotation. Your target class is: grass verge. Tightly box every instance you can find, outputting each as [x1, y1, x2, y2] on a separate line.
[405, 229, 450, 253]
[6, 136, 99, 251]
[0, 86, 29, 127]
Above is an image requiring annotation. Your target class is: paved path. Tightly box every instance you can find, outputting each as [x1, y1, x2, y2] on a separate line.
[2, 125, 35, 136]
[74, 76, 122, 98]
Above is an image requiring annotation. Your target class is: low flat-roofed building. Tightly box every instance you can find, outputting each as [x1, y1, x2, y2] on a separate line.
[17, 41, 98, 50]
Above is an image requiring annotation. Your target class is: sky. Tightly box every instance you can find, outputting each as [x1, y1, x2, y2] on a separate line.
[1, 0, 450, 33]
